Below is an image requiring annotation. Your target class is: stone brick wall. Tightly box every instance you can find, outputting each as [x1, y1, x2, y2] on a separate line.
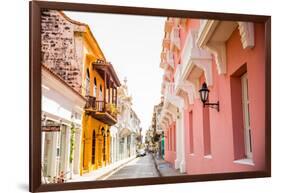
[41, 10, 85, 93]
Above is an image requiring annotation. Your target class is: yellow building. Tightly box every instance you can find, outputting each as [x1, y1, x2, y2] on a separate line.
[81, 31, 121, 174]
[81, 57, 121, 174]
[59, 13, 121, 174]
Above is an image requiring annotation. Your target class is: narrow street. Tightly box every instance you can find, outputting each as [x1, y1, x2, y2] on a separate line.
[38, 8, 267, 186]
[104, 153, 160, 180]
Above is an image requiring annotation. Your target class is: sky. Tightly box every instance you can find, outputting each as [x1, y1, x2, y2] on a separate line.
[64, 11, 166, 134]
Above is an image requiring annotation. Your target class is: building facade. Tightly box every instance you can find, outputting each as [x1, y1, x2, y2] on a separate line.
[151, 99, 164, 158]
[159, 18, 186, 173]
[79, 33, 121, 174]
[159, 17, 266, 174]
[41, 10, 89, 182]
[41, 65, 85, 183]
[41, 10, 121, 179]
[110, 80, 141, 162]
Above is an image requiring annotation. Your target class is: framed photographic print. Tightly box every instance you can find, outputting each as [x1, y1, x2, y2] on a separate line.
[29, 0, 271, 192]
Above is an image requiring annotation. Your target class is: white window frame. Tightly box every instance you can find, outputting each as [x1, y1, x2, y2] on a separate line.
[241, 73, 253, 159]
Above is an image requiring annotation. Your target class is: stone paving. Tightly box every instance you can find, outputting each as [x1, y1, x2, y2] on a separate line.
[152, 154, 186, 177]
[104, 153, 159, 180]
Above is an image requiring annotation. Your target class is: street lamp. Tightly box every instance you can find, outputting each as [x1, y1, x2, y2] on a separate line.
[199, 82, 219, 112]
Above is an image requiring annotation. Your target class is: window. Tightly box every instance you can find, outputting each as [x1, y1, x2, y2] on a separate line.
[189, 111, 194, 154]
[58, 124, 67, 175]
[93, 77, 97, 97]
[92, 130, 96, 164]
[203, 107, 211, 156]
[241, 73, 252, 159]
[113, 88, 117, 105]
[99, 85, 103, 98]
[98, 85, 103, 111]
[85, 68, 90, 96]
[102, 128, 106, 161]
[231, 64, 253, 162]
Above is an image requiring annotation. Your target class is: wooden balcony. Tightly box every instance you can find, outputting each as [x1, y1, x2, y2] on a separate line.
[84, 96, 117, 126]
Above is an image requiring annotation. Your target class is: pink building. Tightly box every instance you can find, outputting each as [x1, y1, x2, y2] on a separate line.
[159, 18, 266, 174]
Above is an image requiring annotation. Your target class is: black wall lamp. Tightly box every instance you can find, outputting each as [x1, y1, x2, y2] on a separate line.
[199, 82, 220, 112]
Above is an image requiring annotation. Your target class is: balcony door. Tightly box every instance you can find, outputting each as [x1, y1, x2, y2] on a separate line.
[93, 77, 97, 98]
[98, 85, 103, 111]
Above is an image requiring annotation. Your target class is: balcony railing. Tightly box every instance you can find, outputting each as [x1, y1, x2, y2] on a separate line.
[84, 96, 117, 126]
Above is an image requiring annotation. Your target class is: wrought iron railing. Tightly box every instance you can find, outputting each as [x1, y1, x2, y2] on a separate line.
[85, 96, 117, 118]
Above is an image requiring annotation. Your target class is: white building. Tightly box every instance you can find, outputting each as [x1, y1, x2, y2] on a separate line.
[110, 80, 141, 163]
[41, 65, 85, 183]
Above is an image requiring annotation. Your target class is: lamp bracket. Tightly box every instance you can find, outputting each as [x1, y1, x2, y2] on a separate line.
[203, 101, 220, 112]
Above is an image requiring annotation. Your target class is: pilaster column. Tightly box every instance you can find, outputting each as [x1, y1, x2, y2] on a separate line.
[73, 128, 81, 174]
[174, 110, 182, 170]
[175, 108, 185, 173]
[124, 136, 127, 159]
[116, 135, 118, 161]
[179, 108, 186, 173]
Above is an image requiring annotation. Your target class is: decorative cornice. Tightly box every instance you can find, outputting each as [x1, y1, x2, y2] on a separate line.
[197, 20, 219, 48]
[197, 20, 255, 75]
[178, 80, 197, 105]
[238, 22, 255, 49]
[181, 30, 213, 85]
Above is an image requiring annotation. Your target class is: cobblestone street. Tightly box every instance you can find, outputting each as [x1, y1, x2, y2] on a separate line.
[104, 153, 160, 180]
